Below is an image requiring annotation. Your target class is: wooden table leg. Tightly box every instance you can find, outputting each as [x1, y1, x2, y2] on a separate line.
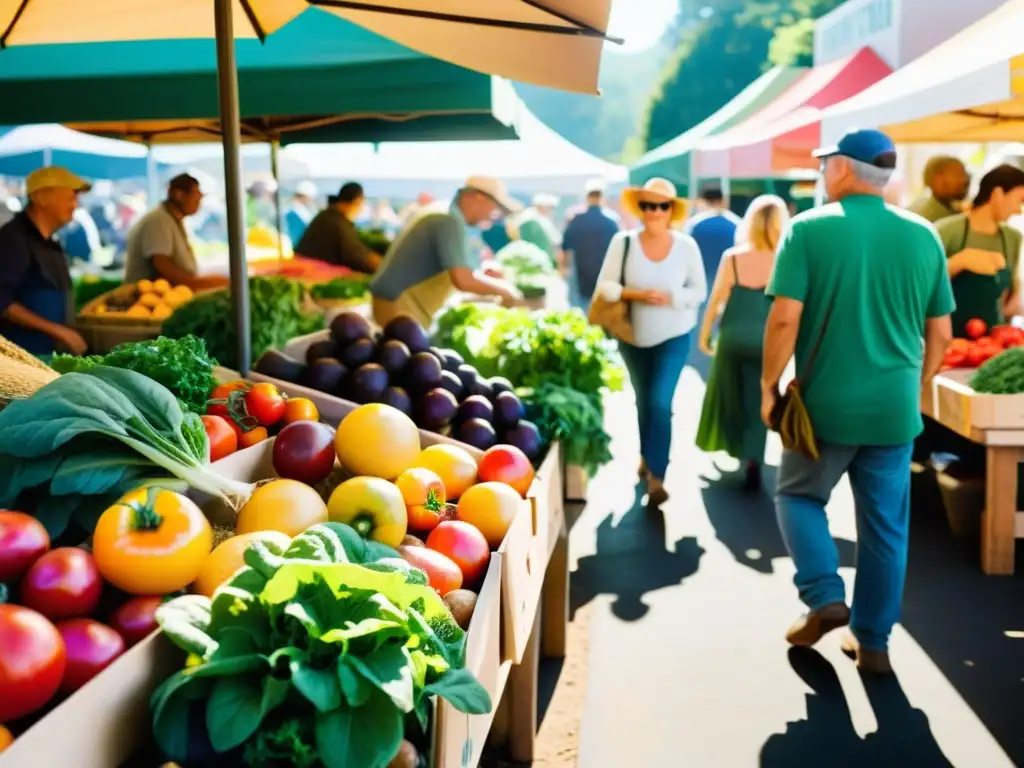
[506, 611, 541, 763]
[541, 528, 569, 659]
[982, 446, 1020, 575]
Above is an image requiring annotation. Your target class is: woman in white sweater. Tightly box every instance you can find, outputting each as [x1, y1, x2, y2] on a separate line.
[595, 178, 708, 506]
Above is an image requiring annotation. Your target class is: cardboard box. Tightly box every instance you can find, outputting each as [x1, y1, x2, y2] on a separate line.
[243, 375, 562, 664]
[925, 368, 1024, 437]
[209, 438, 507, 768]
[0, 633, 182, 768]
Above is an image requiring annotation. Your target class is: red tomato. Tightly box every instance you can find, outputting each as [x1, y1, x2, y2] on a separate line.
[399, 544, 462, 596]
[201, 414, 238, 462]
[272, 421, 336, 484]
[110, 596, 163, 647]
[20, 548, 103, 621]
[0, 510, 50, 582]
[965, 318, 987, 340]
[56, 619, 125, 694]
[477, 445, 535, 497]
[0, 604, 66, 722]
[966, 343, 996, 368]
[246, 383, 287, 426]
[943, 349, 967, 369]
[207, 381, 248, 418]
[283, 397, 320, 425]
[426, 521, 490, 585]
[239, 426, 269, 449]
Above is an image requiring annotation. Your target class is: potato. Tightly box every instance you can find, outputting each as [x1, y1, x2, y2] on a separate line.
[402, 534, 425, 547]
[387, 740, 419, 768]
[443, 589, 477, 630]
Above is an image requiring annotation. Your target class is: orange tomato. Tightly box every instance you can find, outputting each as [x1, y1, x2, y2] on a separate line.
[477, 445, 535, 497]
[0, 724, 13, 753]
[456, 482, 521, 548]
[283, 397, 319, 425]
[92, 487, 213, 595]
[236, 479, 329, 537]
[193, 531, 292, 597]
[239, 426, 269, 449]
[201, 414, 237, 462]
[207, 380, 248, 417]
[395, 468, 446, 532]
[413, 444, 478, 500]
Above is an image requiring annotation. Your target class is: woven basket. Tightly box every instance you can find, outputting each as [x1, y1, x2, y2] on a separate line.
[0, 335, 59, 409]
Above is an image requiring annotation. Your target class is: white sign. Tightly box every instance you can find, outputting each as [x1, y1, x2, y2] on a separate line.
[814, 0, 898, 67]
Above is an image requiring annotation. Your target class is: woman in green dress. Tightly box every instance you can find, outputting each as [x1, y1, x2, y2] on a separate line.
[696, 195, 789, 491]
[934, 164, 1024, 337]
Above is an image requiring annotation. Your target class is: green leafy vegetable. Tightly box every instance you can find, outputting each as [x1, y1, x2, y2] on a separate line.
[152, 523, 489, 768]
[0, 366, 252, 538]
[163, 277, 323, 370]
[310, 276, 371, 301]
[73, 275, 122, 311]
[970, 347, 1024, 394]
[520, 383, 612, 476]
[357, 228, 392, 256]
[51, 335, 218, 414]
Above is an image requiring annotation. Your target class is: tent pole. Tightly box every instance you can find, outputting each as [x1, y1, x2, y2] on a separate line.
[214, 0, 251, 374]
[270, 138, 283, 263]
[146, 143, 160, 209]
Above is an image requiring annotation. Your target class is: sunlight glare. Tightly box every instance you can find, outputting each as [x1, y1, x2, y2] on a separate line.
[608, 0, 679, 53]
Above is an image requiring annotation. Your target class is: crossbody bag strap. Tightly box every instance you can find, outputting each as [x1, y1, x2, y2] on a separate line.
[619, 232, 632, 286]
[796, 283, 839, 387]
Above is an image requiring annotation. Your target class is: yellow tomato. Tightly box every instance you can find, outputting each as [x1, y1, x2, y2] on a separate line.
[235, 480, 328, 537]
[150, 304, 172, 321]
[137, 292, 162, 308]
[92, 487, 213, 595]
[136, 279, 154, 294]
[193, 530, 291, 597]
[413, 444, 478, 500]
[152, 278, 171, 295]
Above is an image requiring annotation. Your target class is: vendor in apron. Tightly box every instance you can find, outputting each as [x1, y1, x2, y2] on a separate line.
[370, 176, 524, 328]
[935, 164, 1024, 337]
[0, 166, 90, 357]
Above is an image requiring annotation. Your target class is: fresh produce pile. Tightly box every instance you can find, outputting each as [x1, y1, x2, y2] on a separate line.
[358, 227, 392, 256]
[970, 347, 1024, 394]
[163, 277, 323, 371]
[81, 278, 195, 321]
[51, 335, 218, 415]
[73, 275, 122, 312]
[201, 378, 322, 461]
[943, 319, 1024, 370]
[253, 312, 544, 459]
[435, 304, 623, 474]
[0, 508, 169, 747]
[309, 275, 372, 302]
[493, 241, 555, 300]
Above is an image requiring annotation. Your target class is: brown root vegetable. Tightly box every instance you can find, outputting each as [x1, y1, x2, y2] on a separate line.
[388, 739, 419, 768]
[443, 589, 478, 630]
[402, 534, 425, 547]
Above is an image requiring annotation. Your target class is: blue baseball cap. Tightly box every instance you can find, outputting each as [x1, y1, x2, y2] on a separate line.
[813, 128, 897, 169]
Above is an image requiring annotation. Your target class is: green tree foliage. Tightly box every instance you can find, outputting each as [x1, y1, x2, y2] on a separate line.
[635, 0, 845, 155]
[768, 17, 817, 66]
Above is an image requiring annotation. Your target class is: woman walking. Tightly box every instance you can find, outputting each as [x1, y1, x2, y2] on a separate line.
[594, 178, 707, 506]
[696, 194, 789, 491]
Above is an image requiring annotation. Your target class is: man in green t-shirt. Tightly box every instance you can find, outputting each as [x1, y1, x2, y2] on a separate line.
[762, 129, 955, 674]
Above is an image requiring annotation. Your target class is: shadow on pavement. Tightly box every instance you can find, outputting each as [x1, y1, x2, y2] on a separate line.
[898, 509, 1024, 764]
[700, 465, 856, 575]
[760, 648, 953, 767]
[570, 484, 705, 621]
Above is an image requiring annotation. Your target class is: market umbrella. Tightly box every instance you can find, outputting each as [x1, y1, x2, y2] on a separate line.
[0, 124, 160, 180]
[0, 0, 309, 373]
[310, 0, 617, 94]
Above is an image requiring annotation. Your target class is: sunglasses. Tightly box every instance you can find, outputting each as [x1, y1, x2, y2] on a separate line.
[638, 201, 672, 212]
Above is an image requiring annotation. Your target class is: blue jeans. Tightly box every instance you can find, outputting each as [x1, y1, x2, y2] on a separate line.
[619, 333, 691, 479]
[775, 441, 913, 651]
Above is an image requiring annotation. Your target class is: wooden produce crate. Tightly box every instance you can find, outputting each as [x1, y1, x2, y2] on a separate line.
[924, 369, 1024, 438]
[209, 438, 510, 768]
[245, 372, 565, 665]
[0, 632, 182, 768]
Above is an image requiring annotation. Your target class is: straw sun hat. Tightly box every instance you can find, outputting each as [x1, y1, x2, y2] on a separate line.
[622, 178, 689, 224]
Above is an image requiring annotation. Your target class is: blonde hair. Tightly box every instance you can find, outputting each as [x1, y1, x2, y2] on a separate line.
[737, 194, 789, 252]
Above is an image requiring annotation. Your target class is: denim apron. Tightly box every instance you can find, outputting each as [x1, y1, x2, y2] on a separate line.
[949, 220, 1010, 338]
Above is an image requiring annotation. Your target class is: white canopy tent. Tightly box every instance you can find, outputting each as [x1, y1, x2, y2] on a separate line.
[280, 106, 627, 199]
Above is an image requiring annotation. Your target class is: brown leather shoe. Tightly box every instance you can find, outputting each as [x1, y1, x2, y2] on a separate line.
[785, 602, 850, 647]
[840, 634, 893, 676]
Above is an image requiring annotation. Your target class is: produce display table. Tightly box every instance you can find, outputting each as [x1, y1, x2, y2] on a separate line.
[922, 369, 1024, 574]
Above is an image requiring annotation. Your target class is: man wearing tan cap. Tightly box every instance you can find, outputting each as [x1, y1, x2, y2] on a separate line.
[371, 176, 524, 327]
[0, 167, 90, 356]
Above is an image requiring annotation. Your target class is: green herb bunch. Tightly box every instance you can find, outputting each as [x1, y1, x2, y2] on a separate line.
[970, 347, 1024, 394]
[152, 523, 490, 768]
[519, 383, 612, 475]
[163, 277, 323, 370]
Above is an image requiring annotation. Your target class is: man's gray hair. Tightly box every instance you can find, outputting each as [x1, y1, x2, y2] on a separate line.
[847, 157, 894, 189]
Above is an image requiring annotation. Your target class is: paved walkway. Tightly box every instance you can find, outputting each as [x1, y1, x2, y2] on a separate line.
[567, 362, 1024, 767]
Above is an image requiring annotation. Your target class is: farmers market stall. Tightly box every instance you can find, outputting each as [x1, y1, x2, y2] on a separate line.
[924, 326, 1024, 574]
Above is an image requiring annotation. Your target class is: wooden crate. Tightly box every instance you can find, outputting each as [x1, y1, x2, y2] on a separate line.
[925, 369, 1024, 438]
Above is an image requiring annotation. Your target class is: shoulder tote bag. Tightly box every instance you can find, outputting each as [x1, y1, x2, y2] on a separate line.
[588, 234, 635, 344]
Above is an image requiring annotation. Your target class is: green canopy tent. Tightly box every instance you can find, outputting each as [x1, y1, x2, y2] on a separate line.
[0, 9, 521, 143]
[628, 67, 805, 196]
